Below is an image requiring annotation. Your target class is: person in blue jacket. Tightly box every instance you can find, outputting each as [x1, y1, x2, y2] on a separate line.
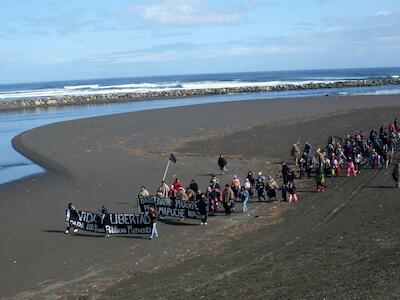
[240, 186, 250, 213]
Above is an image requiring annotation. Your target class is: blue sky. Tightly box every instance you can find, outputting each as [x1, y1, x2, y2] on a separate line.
[0, 0, 399, 83]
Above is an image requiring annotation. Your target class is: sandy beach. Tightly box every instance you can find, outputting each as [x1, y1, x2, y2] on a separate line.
[1, 94, 400, 299]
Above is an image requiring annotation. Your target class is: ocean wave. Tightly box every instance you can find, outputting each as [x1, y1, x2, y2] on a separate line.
[0, 80, 334, 99]
[181, 80, 337, 89]
[0, 78, 398, 100]
[96, 82, 182, 90]
[64, 84, 100, 90]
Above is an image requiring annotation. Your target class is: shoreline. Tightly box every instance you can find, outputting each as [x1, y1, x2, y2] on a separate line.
[7, 93, 400, 186]
[1, 78, 399, 112]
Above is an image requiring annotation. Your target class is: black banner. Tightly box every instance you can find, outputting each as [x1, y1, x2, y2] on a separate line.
[137, 196, 200, 219]
[68, 210, 153, 235]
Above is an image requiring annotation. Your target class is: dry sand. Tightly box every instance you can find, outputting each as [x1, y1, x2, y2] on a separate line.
[1, 94, 400, 299]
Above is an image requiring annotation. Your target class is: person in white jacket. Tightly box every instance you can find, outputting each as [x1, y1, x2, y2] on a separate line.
[157, 181, 170, 198]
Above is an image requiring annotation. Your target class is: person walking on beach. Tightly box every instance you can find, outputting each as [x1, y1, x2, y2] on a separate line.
[287, 182, 298, 203]
[222, 184, 234, 215]
[392, 162, 400, 188]
[336, 147, 346, 176]
[247, 171, 255, 186]
[246, 171, 255, 196]
[304, 142, 312, 155]
[287, 168, 295, 183]
[197, 192, 208, 225]
[315, 172, 326, 192]
[281, 184, 288, 202]
[240, 186, 250, 213]
[177, 187, 188, 200]
[346, 156, 357, 177]
[209, 175, 220, 189]
[244, 178, 251, 190]
[282, 162, 289, 184]
[65, 202, 78, 234]
[101, 205, 109, 214]
[148, 206, 158, 240]
[101, 205, 110, 237]
[266, 175, 279, 201]
[298, 155, 306, 178]
[231, 175, 241, 201]
[256, 178, 266, 201]
[354, 152, 362, 174]
[218, 154, 227, 174]
[304, 153, 313, 178]
[256, 171, 266, 182]
[173, 178, 184, 191]
[291, 143, 301, 166]
[189, 179, 199, 193]
[157, 181, 170, 198]
[332, 154, 340, 177]
[206, 186, 217, 214]
[315, 148, 325, 174]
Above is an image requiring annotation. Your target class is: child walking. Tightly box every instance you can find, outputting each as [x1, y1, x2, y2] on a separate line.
[315, 172, 326, 192]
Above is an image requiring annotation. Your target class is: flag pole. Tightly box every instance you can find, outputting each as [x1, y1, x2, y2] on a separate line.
[162, 159, 171, 181]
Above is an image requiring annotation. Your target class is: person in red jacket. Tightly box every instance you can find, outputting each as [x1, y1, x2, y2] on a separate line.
[172, 177, 183, 191]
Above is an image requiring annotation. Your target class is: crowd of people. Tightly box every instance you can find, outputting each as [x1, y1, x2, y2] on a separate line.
[291, 118, 400, 191]
[139, 117, 400, 236]
[66, 118, 400, 239]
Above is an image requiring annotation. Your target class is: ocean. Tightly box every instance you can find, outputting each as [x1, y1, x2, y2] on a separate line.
[1, 67, 400, 100]
[1, 67, 400, 185]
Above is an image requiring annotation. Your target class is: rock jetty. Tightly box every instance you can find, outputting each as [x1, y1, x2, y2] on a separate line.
[1, 78, 399, 112]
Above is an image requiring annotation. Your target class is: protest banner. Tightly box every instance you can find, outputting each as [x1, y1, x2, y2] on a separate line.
[137, 195, 201, 219]
[68, 210, 152, 235]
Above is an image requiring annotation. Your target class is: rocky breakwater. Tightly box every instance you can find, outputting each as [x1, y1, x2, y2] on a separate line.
[1, 78, 399, 112]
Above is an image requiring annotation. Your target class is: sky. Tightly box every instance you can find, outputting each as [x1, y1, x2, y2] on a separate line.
[0, 0, 399, 83]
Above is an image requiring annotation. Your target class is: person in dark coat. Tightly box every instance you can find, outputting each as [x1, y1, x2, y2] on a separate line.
[222, 184, 234, 215]
[218, 154, 227, 174]
[287, 168, 295, 183]
[256, 179, 266, 201]
[101, 205, 110, 237]
[101, 205, 109, 214]
[247, 171, 255, 186]
[282, 162, 289, 184]
[280, 184, 287, 202]
[189, 179, 199, 193]
[392, 162, 400, 188]
[196, 191, 208, 225]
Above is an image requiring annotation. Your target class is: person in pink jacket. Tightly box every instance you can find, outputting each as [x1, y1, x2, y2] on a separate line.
[346, 156, 357, 177]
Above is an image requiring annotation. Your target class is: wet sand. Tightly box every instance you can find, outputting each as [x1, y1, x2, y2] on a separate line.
[1, 94, 400, 299]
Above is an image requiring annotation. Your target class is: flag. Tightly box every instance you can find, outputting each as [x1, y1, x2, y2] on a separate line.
[169, 153, 177, 163]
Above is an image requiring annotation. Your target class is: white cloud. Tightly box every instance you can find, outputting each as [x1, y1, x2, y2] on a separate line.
[375, 10, 391, 17]
[52, 57, 71, 64]
[130, 0, 241, 26]
[230, 45, 306, 55]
